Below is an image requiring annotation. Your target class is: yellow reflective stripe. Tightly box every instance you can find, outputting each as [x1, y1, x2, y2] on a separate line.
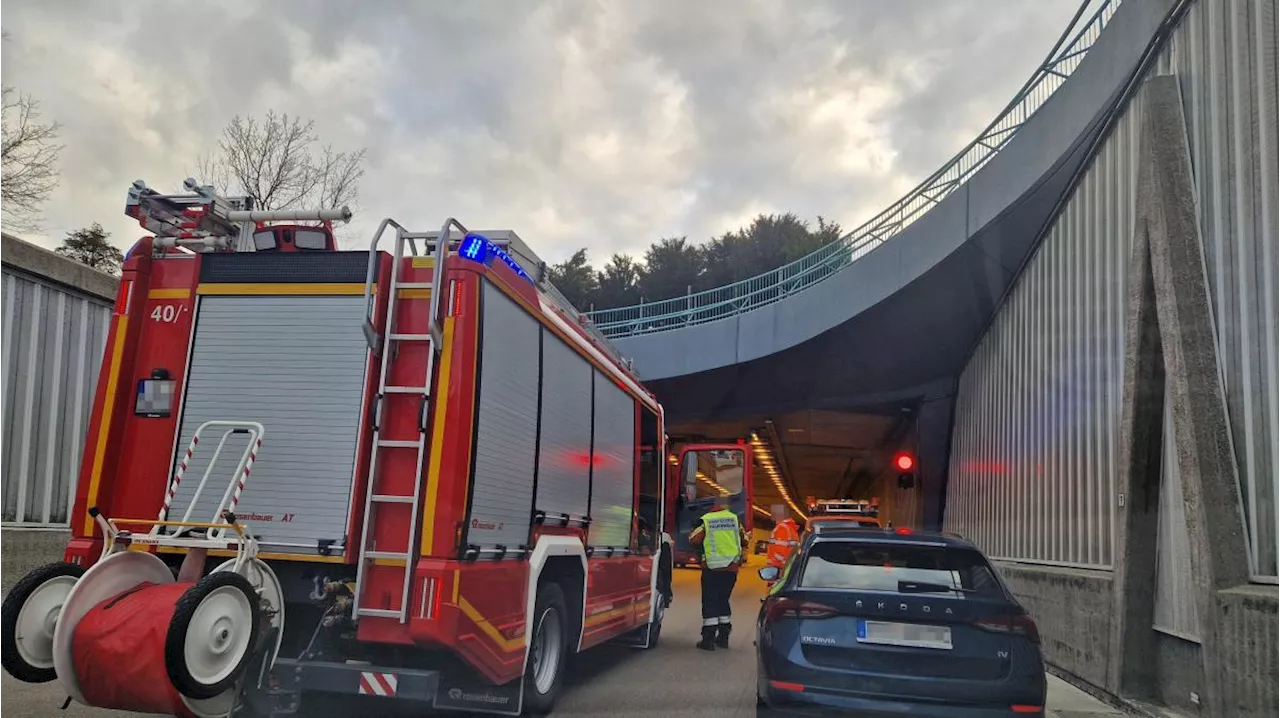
[82, 315, 128, 535]
[155, 546, 347, 563]
[196, 283, 365, 295]
[148, 288, 191, 299]
[458, 597, 524, 652]
[420, 317, 456, 555]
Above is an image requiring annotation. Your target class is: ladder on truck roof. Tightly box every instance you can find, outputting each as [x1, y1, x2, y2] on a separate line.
[125, 178, 352, 251]
[353, 218, 511, 622]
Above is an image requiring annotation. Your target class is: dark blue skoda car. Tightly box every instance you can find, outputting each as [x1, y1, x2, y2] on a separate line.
[755, 527, 1046, 716]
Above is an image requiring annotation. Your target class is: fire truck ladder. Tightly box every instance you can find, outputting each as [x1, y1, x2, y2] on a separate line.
[353, 217, 498, 622]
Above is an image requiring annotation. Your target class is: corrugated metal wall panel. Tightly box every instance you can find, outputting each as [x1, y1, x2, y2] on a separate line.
[587, 371, 635, 548]
[1, 268, 111, 526]
[946, 103, 1141, 569]
[535, 330, 593, 518]
[947, 0, 1278, 579]
[168, 296, 369, 553]
[1154, 389, 1202, 640]
[469, 283, 540, 548]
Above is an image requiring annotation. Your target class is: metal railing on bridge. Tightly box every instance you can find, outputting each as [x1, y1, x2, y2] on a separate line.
[583, 0, 1119, 338]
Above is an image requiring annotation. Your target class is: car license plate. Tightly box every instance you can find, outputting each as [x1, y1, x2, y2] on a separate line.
[856, 620, 953, 650]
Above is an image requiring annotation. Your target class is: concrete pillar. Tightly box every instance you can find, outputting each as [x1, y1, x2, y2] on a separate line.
[1109, 220, 1166, 698]
[1109, 75, 1253, 715]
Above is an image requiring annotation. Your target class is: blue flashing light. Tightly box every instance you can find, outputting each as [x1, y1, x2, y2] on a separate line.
[456, 232, 534, 284]
[491, 245, 534, 284]
[460, 233, 488, 262]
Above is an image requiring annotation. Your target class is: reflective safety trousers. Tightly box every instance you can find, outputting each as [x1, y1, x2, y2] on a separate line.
[700, 510, 743, 569]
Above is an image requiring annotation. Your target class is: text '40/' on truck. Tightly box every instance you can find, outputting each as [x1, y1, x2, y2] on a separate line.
[0, 179, 752, 717]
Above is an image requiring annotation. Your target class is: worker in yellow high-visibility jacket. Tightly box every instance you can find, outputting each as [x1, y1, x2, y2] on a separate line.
[688, 498, 749, 650]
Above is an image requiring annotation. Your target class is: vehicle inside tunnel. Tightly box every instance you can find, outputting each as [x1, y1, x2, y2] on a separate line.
[669, 405, 927, 531]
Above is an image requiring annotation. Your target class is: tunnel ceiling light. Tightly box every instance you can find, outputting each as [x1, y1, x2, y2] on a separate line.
[696, 471, 731, 497]
[751, 429, 806, 520]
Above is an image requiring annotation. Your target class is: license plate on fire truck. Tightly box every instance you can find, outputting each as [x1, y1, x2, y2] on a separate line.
[856, 620, 952, 650]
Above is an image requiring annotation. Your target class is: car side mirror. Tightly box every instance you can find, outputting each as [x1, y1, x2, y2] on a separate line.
[758, 566, 780, 582]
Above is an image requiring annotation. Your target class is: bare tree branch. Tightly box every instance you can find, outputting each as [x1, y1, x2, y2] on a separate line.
[198, 111, 363, 215]
[2, 86, 63, 231]
[315, 145, 366, 210]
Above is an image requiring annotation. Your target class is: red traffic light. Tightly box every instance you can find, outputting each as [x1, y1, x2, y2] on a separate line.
[894, 452, 915, 471]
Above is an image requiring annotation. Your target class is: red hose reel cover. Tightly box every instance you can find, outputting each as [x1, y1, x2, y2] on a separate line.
[71, 581, 198, 717]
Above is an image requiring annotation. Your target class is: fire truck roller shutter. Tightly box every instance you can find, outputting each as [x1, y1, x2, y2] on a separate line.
[167, 295, 369, 555]
[587, 371, 635, 548]
[535, 330, 592, 518]
[467, 282, 540, 548]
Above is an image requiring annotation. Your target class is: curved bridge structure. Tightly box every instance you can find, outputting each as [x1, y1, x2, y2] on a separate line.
[584, 0, 1162, 421]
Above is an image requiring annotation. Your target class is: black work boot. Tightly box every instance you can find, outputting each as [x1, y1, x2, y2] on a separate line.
[715, 623, 731, 648]
[696, 625, 717, 651]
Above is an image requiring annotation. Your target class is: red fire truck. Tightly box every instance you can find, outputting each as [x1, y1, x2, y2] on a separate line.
[0, 179, 750, 716]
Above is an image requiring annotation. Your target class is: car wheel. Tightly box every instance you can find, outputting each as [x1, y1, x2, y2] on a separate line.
[522, 582, 568, 715]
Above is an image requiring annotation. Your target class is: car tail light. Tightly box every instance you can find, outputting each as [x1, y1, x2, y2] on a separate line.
[769, 680, 805, 693]
[1010, 705, 1043, 714]
[974, 613, 1041, 644]
[763, 597, 839, 622]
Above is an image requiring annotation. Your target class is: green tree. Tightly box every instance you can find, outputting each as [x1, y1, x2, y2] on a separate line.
[547, 248, 597, 310]
[702, 213, 844, 289]
[595, 253, 642, 309]
[56, 223, 123, 275]
[638, 237, 703, 303]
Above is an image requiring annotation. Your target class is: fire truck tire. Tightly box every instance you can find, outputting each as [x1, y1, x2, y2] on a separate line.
[1, 562, 85, 683]
[165, 571, 262, 700]
[523, 582, 569, 715]
[642, 595, 665, 649]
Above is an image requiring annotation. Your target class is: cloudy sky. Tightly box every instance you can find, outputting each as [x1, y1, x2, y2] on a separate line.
[3, 0, 1080, 264]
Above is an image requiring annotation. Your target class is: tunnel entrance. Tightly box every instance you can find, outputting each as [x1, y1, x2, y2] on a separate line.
[669, 406, 924, 531]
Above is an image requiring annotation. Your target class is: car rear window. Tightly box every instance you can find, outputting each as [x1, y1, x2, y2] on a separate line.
[799, 541, 1005, 597]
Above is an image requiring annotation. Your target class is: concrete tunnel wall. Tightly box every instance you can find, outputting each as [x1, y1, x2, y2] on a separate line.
[946, 1, 1279, 714]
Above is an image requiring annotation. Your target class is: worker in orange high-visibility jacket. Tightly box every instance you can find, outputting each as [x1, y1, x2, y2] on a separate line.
[765, 504, 800, 582]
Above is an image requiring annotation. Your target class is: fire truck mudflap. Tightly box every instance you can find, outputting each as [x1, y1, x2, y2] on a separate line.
[240, 658, 527, 716]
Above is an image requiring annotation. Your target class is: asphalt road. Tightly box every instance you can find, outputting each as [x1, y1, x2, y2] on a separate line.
[3, 556, 1121, 717]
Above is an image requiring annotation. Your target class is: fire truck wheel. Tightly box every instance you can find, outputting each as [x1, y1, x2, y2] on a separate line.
[165, 571, 262, 700]
[523, 582, 568, 714]
[1, 562, 85, 683]
[642, 594, 666, 649]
